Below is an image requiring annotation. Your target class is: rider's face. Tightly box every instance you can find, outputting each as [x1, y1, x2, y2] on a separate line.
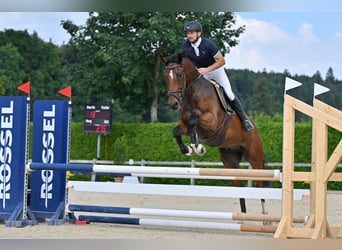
[186, 31, 201, 43]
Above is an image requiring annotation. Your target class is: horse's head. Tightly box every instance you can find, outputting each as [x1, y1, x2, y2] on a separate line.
[161, 50, 200, 110]
[161, 52, 186, 110]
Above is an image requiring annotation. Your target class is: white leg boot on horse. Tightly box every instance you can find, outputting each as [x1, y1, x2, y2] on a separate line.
[188, 120, 207, 156]
[187, 130, 206, 156]
[188, 143, 206, 156]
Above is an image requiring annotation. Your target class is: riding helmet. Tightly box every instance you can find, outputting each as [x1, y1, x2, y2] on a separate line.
[183, 21, 202, 33]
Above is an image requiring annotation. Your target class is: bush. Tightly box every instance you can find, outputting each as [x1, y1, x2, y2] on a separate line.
[113, 135, 128, 163]
[66, 119, 342, 165]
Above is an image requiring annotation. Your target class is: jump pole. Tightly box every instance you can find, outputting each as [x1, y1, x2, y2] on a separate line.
[76, 214, 278, 233]
[67, 204, 306, 223]
[27, 163, 281, 181]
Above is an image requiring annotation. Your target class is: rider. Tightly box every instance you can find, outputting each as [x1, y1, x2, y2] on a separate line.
[181, 21, 254, 131]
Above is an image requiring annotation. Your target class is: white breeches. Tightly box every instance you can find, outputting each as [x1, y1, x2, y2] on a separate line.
[203, 67, 235, 101]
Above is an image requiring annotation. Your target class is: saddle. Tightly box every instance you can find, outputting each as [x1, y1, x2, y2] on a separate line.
[209, 80, 233, 114]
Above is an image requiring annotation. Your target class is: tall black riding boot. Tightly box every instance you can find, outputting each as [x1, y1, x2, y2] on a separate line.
[230, 97, 254, 131]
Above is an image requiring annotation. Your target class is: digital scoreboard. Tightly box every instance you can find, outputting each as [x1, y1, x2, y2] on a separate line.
[83, 103, 112, 135]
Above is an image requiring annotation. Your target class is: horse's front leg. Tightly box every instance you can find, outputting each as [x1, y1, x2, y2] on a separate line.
[172, 125, 190, 155]
[188, 117, 206, 156]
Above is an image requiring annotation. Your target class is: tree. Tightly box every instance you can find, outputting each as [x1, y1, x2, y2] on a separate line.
[322, 67, 340, 109]
[0, 29, 65, 100]
[325, 67, 335, 83]
[248, 78, 275, 115]
[0, 43, 25, 95]
[62, 12, 244, 122]
[312, 70, 323, 83]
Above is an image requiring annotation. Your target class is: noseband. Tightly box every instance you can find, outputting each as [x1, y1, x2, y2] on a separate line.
[165, 64, 186, 104]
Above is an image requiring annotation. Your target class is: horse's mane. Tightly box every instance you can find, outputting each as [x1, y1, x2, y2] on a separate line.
[166, 48, 196, 66]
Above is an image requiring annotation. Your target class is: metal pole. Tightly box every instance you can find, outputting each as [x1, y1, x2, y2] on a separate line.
[97, 134, 101, 160]
[190, 160, 195, 185]
[91, 134, 101, 181]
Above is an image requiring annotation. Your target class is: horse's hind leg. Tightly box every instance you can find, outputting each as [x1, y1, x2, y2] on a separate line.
[239, 198, 247, 213]
[245, 130, 268, 218]
[247, 146, 270, 223]
[256, 175, 269, 217]
[260, 199, 268, 214]
[256, 177, 269, 217]
[218, 148, 247, 213]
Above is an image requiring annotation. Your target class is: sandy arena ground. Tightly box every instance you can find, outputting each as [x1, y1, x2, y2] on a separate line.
[1, 186, 342, 239]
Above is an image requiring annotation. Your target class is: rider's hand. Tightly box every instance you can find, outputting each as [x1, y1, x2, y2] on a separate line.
[197, 67, 209, 74]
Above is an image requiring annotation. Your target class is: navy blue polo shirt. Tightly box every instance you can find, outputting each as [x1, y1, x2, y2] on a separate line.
[181, 37, 219, 68]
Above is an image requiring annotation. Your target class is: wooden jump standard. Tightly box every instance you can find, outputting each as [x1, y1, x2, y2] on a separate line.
[274, 78, 342, 239]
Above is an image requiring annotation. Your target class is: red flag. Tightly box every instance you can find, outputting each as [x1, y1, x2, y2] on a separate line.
[58, 86, 72, 100]
[17, 81, 30, 96]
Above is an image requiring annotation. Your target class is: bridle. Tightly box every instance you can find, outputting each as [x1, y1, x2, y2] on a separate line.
[165, 64, 187, 104]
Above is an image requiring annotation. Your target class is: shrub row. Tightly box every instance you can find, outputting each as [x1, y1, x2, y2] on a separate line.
[68, 122, 341, 164]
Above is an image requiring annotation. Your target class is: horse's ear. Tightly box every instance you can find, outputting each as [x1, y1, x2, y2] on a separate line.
[181, 48, 192, 58]
[160, 55, 167, 65]
[176, 52, 183, 64]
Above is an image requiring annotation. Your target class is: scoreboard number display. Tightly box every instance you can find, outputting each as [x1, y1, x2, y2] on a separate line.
[83, 103, 112, 135]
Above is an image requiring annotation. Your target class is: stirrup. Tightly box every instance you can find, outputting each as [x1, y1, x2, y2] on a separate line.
[243, 120, 254, 131]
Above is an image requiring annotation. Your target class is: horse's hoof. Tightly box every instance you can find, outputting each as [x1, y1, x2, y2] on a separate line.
[185, 145, 194, 156]
[196, 144, 206, 156]
[261, 210, 271, 225]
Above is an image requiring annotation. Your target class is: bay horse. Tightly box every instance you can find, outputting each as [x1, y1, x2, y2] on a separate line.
[161, 50, 268, 216]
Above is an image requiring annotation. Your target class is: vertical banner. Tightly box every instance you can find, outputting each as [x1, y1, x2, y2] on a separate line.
[0, 96, 28, 223]
[29, 100, 69, 221]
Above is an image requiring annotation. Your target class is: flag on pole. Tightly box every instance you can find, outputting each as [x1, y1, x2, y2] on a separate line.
[58, 86, 72, 100]
[17, 81, 30, 96]
[314, 83, 330, 97]
[284, 77, 302, 93]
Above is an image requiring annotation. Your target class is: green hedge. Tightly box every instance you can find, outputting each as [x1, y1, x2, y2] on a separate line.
[68, 122, 341, 164]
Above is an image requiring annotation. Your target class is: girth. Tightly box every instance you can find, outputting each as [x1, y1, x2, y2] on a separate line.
[199, 112, 231, 147]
